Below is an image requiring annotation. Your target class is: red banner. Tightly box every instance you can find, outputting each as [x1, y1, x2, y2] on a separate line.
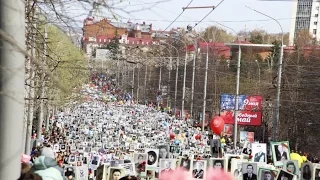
[243, 96, 263, 111]
[220, 110, 262, 126]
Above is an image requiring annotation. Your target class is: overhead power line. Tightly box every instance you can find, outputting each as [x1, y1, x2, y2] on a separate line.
[161, 0, 194, 32]
[192, 0, 226, 29]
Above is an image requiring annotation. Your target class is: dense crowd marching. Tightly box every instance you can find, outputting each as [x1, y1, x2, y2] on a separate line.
[18, 73, 319, 180]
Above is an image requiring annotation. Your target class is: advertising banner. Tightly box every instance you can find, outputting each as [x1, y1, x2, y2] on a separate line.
[220, 94, 263, 126]
[220, 94, 263, 111]
[220, 110, 262, 126]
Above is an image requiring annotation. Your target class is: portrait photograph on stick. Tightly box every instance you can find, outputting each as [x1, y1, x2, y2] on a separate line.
[145, 149, 159, 167]
[107, 167, 125, 180]
[257, 168, 279, 180]
[276, 169, 294, 180]
[283, 160, 298, 176]
[209, 158, 226, 172]
[179, 157, 191, 171]
[242, 162, 258, 180]
[270, 141, 290, 167]
[252, 143, 267, 163]
[158, 145, 169, 159]
[191, 160, 207, 179]
[159, 159, 175, 176]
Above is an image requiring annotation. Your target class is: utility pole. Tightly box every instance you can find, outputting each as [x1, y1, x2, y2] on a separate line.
[144, 64, 147, 105]
[0, 0, 25, 179]
[246, 6, 284, 141]
[137, 64, 140, 103]
[25, 6, 38, 155]
[37, 24, 47, 139]
[131, 65, 134, 100]
[168, 57, 172, 108]
[181, 49, 187, 119]
[190, 38, 197, 118]
[213, 21, 241, 148]
[182, 5, 215, 119]
[174, 57, 179, 115]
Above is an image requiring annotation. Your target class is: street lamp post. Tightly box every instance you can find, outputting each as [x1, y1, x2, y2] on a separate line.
[201, 39, 209, 132]
[182, 45, 188, 119]
[213, 21, 241, 149]
[160, 41, 179, 109]
[190, 38, 198, 118]
[169, 36, 188, 118]
[246, 6, 284, 141]
[187, 32, 209, 131]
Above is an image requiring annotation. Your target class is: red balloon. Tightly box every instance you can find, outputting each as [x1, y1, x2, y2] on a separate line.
[210, 116, 225, 135]
[170, 133, 175, 140]
[195, 134, 201, 140]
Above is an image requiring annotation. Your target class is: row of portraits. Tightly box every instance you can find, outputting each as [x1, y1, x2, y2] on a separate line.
[99, 160, 318, 180]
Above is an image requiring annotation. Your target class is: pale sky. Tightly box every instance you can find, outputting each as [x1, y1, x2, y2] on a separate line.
[109, 0, 294, 34]
[62, 0, 295, 35]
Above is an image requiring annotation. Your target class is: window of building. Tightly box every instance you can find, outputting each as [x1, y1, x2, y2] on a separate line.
[317, 6, 319, 10]
[315, 22, 318, 25]
[313, 29, 317, 34]
[316, 14, 319, 17]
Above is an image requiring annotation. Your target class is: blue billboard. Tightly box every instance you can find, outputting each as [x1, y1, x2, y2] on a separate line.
[220, 93, 247, 111]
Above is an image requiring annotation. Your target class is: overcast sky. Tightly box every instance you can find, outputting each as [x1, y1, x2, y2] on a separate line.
[111, 0, 294, 34]
[66, 0, 295, 34]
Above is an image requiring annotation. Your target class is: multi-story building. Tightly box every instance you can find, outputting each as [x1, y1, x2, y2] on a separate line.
[289, 0, 320, 45]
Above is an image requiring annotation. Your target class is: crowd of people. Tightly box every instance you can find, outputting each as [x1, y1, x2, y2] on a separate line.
[18, 73, 318, 180]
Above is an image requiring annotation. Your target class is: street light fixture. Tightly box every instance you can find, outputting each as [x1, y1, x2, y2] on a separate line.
[166, 35, 188, 119]
[185, 31, 209, 132]
[213, 21, 241, 149]
[160, 41, 180, 109]
[246, 6, 284, 141]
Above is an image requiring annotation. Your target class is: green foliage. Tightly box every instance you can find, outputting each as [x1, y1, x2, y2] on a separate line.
[249, 33, 263, 44]
[200, 26, 235, 43]
[45, 25, 88, 105]
[264, 40, 281, 70]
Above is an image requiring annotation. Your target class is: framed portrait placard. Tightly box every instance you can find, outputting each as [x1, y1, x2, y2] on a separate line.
[107, 167, 125, 180]
[225, 154, 243, 172]
[76, 165, 88, 180]
[242, 162, 258, 180]
[231, 159, 247, 179]
[270, 141, 290, 167]
[145, 149, 159, 168]
[252, 143, 267, 163]
[133, 153, 147, 175]
[258, 167, 279, 180]
[276, 169, 295, 180]
[159, 159, 176, 177]
[300, 163, 313, 180]
[179, 157, 191, 171]
[283, 160, 299, 176]
[313, 164, 320, 180]
[191, 160, 207, 180]
[145, 169, 156, 180]
[158, 145, 169, 159]
[208, 158, 227, 172]
[118, 163, 136, 176]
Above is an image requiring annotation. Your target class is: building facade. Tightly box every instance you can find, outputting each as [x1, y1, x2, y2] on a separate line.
[289, 0, 320, 45]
